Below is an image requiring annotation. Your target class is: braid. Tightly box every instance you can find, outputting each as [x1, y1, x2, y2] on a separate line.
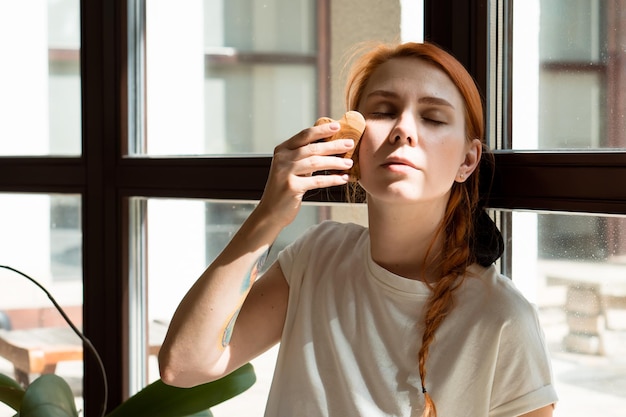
[418, 183, 475, 417]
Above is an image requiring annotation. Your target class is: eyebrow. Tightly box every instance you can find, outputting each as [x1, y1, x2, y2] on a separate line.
[365, 90, 456, 109]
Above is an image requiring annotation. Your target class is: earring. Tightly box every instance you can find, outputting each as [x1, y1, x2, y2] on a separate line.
[459, 172, 465, 180]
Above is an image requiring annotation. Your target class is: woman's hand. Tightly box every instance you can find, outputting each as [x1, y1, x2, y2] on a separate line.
[257, 121, 356, 226]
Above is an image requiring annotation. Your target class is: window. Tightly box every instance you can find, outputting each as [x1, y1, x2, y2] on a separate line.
[0, 0, 83, 414]
[1, 0, 624, 415]
[499, 1, 625, 415]
[507, 2, 626, 415]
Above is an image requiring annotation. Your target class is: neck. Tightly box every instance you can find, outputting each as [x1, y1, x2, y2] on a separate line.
[367, 198, 447, 281]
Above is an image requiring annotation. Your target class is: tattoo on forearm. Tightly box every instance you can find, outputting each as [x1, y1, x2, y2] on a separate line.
[221, 247, 271, 347]
[221, 307, 241, 347]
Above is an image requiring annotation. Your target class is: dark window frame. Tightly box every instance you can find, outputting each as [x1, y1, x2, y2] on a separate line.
[0, 0, 624, 413]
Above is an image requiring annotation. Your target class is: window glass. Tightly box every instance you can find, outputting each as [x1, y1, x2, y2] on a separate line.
[512, 0, 626, 150]
[204, 0, 316, 54]
[509, 210, 626, 416]
[142, 0, 317, 156]
[509, 10, 626, 412]
[0, 0, 81, 156]
[0, 193, 83, 414]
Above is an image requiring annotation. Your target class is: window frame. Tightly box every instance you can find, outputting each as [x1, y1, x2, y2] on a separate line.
[0, 0, 624, 413]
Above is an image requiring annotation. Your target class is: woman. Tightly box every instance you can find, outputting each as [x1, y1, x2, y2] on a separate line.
[158, 42, 558, 417]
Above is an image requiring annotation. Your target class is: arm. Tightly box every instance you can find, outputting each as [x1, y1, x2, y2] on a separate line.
[519, 404, 555, 417]
[158, 121, 355, 387]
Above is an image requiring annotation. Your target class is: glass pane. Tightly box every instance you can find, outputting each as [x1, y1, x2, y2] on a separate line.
[129, 197, 366, 409]
[142, 0, 317, 156]
[512, 0, 626, 150]
[146, 63, 316, 155]
[509, 211, 626, 416]
[538, 72, 603, 148]
[0, 1, 81, 156]
[139, 0, 417, 156]
[0, 193, 83, 416]
[204, 0, 316, 54]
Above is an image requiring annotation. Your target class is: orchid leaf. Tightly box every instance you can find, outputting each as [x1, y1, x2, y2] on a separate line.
[20, 374, 78, 417]
[106, 362, 256, 417]
[0, 373, 25, 412]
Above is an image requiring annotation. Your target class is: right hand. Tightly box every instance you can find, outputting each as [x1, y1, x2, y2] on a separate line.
[257, 122, 356, 227]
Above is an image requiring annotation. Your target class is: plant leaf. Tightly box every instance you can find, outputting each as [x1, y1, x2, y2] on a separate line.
[182, 411, 213, 417]
[0, 373, 25, 412]
[106, 362, 256, 417]
[19, 374, 78, 417]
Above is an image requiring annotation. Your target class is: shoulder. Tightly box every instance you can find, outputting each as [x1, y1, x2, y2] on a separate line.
[459, 265, 550, 360]
[471, 265, 537, 309]
[304, 220, 367, 240]
[442, 266, 558, 415]
[459, 265, 542, 329]
[283, 220, 366, 253]
[277, 220, 368, 279]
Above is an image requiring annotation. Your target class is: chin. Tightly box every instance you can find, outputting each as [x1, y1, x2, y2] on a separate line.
[361, 182, 424, 204]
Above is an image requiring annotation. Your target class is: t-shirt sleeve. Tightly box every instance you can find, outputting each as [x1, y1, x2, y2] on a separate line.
[277, 223, 320, 287]
[277, 220, 359, 309]
[489, 300, 559, 417]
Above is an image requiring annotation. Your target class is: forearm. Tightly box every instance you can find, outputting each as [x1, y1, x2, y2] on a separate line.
[158, 206, 283, 386]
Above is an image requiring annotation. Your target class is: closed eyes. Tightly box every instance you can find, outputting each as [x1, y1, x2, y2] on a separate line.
[422, 117, 446, 126]
[367, 112, 447, 126]
[368, 111, 396, 119]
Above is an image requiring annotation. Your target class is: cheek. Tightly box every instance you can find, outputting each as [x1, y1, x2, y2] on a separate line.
[353, 131, 378, 182]
[355, 130, 380, 168]
[358, 123, 387, 155]
[430, 139, 466, 175]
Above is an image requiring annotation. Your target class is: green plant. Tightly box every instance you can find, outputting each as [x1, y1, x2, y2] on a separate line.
[0, 266, 256, 417]
[0, 362, 256, 417]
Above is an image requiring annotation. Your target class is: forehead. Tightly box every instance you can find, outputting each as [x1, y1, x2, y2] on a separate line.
[360, 57, 463, 107]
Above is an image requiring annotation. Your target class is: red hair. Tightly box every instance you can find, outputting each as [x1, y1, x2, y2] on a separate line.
[345, 42, 489, 417]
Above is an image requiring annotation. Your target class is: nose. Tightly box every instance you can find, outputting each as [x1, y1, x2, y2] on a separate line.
[388, 111, 418, 146]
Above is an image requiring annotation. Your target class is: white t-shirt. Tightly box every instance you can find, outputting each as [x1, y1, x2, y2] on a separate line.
[265, 221, 557, 417]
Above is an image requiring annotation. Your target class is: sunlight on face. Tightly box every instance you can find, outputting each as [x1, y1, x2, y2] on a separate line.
[356, 57, 472, 207]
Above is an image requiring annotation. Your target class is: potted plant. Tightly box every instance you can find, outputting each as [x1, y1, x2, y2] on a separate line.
[0, 265, 256, 417]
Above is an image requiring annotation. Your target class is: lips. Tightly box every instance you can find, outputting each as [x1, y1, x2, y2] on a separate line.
[382, 157, 418, 170]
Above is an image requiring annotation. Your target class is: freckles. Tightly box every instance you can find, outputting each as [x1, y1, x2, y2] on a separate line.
[358, 143, 377, 173]
[436, 135, 464, 151]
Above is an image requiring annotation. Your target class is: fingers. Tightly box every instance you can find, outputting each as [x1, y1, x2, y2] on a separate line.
[284, 168, 351, 196]
[258, 125, 358, 225]
[274, 139, 355, 178]
[284, 121, 341, 150]
[266, 123, 358, 199]
[301, 138, 355, 159]
[307, 171, 352, 188]
[295, 145, 355, 176]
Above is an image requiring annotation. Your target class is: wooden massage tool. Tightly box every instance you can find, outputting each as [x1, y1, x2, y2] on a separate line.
[314, 110, 366, 180]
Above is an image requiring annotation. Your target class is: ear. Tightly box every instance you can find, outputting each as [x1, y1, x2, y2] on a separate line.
[455, 139, 482, 183]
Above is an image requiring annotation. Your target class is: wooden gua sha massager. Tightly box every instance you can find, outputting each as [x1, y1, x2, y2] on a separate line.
[314, 110, 366, 181]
